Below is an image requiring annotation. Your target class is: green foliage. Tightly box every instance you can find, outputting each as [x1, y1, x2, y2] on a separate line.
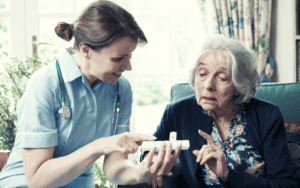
[0, 0, 6, 10]
[260, 35, 265, 48]
[136, 78, 168, 106]
[0, 19, 7, 32]
[93, 157, 117, 188]
[0, 52, 52, 150]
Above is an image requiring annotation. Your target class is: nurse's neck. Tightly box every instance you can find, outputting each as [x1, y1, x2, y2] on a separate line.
[72, 52, 98, 88]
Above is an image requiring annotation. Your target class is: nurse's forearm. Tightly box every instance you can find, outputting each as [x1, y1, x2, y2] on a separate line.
[103, 152, 140, 185]
[28, 142, 100, 187]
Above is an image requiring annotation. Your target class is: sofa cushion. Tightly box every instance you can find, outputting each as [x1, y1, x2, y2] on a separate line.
[253, 83, 300, 124]
[170, 82, 300, 124]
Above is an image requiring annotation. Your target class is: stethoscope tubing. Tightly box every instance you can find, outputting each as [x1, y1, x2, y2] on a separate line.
[56, 59, 120, 134]
[111, 81, 121, 135]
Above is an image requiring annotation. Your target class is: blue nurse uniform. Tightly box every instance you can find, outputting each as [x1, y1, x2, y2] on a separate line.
[0, 48, 132, 187]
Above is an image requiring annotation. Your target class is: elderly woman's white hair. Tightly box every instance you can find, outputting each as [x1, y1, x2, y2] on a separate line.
[190, 34, 261, 104]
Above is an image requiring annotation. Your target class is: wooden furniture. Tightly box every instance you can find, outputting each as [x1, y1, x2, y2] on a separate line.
[0, 150, 11, 171]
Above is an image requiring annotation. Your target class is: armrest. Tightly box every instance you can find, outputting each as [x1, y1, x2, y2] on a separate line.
[0, 150, 11, 171]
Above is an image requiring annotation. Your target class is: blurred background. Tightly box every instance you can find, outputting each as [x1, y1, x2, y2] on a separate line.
[0, 0, 204, 135]
[0, 1, 204, 186]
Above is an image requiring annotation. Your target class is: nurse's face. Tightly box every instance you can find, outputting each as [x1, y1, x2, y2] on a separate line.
[85, 36, 137, 84]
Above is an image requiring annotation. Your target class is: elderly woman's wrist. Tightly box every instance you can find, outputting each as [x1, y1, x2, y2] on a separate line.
[220, 168, 229, 182]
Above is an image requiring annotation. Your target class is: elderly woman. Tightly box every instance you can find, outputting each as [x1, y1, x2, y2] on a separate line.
[132, 34, 296, 188]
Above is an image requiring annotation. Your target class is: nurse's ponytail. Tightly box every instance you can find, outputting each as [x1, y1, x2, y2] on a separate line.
[55, 22, 74, 41]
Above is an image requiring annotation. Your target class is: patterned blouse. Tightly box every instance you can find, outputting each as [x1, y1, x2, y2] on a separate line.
[201, 105, 266, 187]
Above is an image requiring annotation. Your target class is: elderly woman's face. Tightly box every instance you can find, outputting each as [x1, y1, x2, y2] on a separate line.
[194, 52, 236, 113]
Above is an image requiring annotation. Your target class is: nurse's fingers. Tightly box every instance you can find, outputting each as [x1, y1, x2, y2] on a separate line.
[125, 132, 157, 145]
[114, 145, 132, 156]
[111, 133, 151, 155]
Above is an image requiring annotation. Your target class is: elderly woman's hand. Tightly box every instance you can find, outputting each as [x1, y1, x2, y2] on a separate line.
[139, 141, 181, 187]
[193, 129, 229, 181]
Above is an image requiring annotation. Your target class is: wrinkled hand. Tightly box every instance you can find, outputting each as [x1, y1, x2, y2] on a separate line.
[128, 155, 138, 165]
[193, 129, 229, 181]
[140, 141, 181, 187]
[95, 132, 156, 156]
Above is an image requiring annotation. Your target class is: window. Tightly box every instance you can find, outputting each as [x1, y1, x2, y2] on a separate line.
[1, 0, 203, 135]
[0, 0, 9, 73]
[123, 0, 204, 134]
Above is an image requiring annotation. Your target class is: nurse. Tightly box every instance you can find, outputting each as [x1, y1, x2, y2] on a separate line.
[0, 1, 181, 187]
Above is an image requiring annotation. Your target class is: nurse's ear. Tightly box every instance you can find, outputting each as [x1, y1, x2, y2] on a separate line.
[79, 43, 91, 59]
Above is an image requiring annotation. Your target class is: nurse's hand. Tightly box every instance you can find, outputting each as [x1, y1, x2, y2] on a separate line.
[137, 141, 181, 185]
[95, 132, 156, 156]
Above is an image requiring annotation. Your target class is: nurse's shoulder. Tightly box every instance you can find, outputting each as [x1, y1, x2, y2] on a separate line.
[118, 75, 131, 90]
[19, 60, 59, 103]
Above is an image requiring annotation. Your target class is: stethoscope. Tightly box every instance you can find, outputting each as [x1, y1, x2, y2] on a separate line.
[56, 60, 71, 119]
[56, 59, 121, 135]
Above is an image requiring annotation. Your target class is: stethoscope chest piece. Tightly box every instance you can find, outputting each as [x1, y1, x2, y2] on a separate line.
[59, 103, 71, 119]
[56, 59, 71, 119]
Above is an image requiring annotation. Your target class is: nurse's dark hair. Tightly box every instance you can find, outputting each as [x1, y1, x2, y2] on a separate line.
[54, 0, 147, 51]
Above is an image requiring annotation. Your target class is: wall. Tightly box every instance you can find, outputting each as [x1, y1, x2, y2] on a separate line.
[269, 0, 296, 83]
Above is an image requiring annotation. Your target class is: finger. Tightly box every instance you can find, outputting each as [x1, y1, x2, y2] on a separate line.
[164, 141, 172, 161]
[129, 139, 143, 154]
[196, 149, 202, 163]
[167, 172, 173, 177]
[200, 146, 214, 163]
[157, 176, 163, 187]
[172, 142, 182, 161]
[111, 145, 129, 156]
[157, 142, 172, 176]
[161, 142, 173, 173]
[192, 150, 199, 157]
[152, 156, 157, 163]
[200, 152, 216, 165]
[151, 142, 166, 174]
[128, 156, 138, 165]
[198, 129, 215, 146]
[151, 178, 157, 188]
[121, 138, 139, 155]
[145, 146, 156, 167]
[128, 133, 157, 142]
[163, 143, 182, 174]
[195, 145, 210, 163]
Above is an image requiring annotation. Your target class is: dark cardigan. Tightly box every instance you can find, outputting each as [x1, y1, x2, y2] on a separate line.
[151, 95, 296, 188]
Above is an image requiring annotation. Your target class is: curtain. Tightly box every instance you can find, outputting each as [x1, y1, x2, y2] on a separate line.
[197, 0, 273, 83]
